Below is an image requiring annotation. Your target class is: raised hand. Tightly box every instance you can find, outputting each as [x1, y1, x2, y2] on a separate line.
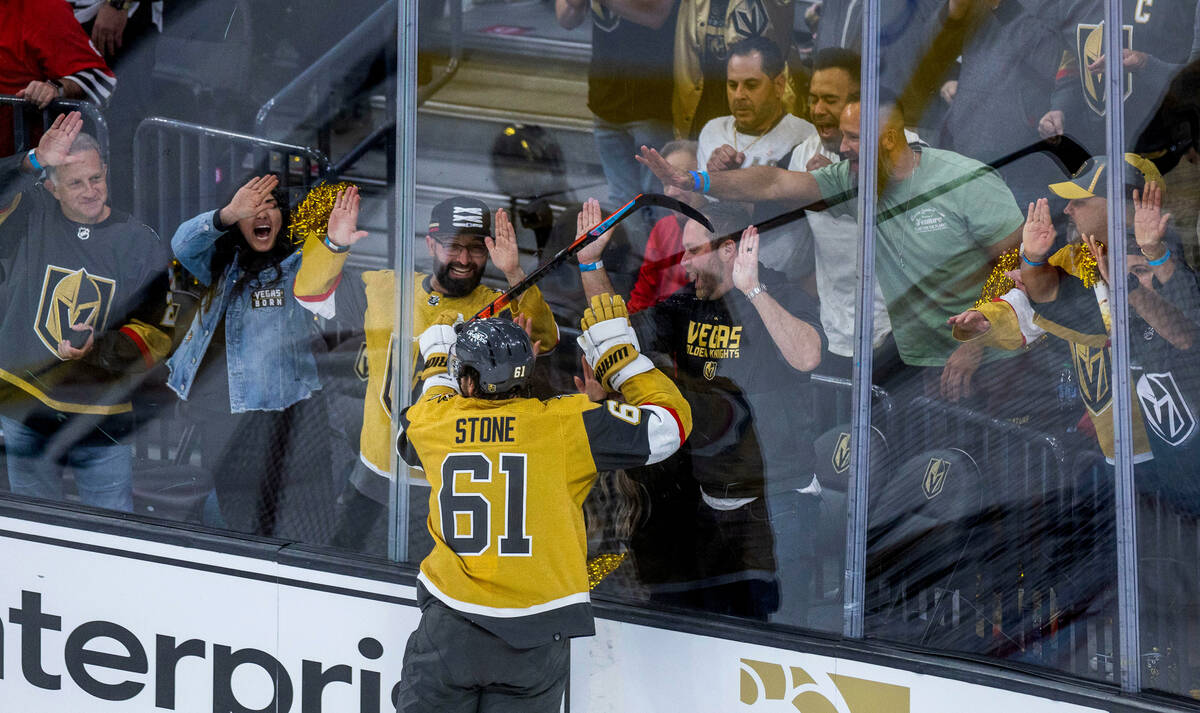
[575, 198, 614, 265]
[219, 175, 279, 226]
[486, 208, 524, 283]
[328, 185, 369, 247]
[1132, 182, 1171, 258]
[731, 225, 761, 294]
[1081, 232, 1110, 285]
[573, 353, 606, 402]
[1021, 198, 1057, 263]
[637, 145, 693, 192]
[34, 111, 85, 168]
[707, 144, 744, 172]
[512, 313, 542, 355]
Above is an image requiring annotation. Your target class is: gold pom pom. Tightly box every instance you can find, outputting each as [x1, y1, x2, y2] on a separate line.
[973, 247, 1019, 308]
[288, 180, 352, 247]
[1075, 245, 1101, 289]
[586, 552, 627, 589]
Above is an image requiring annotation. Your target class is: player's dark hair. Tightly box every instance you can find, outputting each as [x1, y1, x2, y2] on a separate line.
[812, 48, 861, 87]
[727, 37, 786, 78]
[456, 365, 531, 400]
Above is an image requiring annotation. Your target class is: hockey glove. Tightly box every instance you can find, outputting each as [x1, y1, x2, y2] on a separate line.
[577, 293, 653, 391]
[417, 311, 461, 379]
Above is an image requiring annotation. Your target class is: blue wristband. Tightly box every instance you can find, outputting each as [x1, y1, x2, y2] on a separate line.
[689, 170, 702, 192]
[579, 260, 604, 272]
[1020, 246, 1046, 267]
[323, 235, 350, 254]
[700, 170, 710, 194]
[26, 149, 42, 172]
[1146, 246, 1171, 266]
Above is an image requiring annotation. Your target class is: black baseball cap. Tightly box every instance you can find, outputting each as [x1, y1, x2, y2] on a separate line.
[427, 196, 491, 240]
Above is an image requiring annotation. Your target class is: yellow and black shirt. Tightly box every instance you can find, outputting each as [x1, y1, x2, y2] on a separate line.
[293, 234, 559, 479]
[397, 369, 691, 647]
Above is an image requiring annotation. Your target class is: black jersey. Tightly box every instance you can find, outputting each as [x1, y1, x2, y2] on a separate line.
[585, 0, 676, 124]
[0, 154, 170, 433]
[633, 267, 826, 497]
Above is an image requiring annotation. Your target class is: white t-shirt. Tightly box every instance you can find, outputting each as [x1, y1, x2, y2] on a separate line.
[785, 131, 920, 357]
[697, 113, 816, 170]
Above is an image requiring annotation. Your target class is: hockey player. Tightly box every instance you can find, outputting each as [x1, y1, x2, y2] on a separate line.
[394, 295, 691, 712]
[293, 196, 559, 553]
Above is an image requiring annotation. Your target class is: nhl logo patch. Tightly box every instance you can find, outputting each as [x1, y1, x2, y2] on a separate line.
[76, 226, 91, 240]
[428, 293, 440, 306]
[703, 360, 717, 380]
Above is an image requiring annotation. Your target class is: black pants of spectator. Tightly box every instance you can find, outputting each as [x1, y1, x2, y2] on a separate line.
[193, 397, 334, 544]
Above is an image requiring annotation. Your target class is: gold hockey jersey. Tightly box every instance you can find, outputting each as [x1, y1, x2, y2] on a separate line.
[397, 369, 692, 647]
[294, 234, 559, 476]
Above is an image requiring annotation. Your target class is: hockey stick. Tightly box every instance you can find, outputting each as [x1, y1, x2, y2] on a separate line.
[472, 193, 713, 320]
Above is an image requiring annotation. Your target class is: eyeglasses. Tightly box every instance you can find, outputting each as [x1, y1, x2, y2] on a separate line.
[436, 240, 488, 258]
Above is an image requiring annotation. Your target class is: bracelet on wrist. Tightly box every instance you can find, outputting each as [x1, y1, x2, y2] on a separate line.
[1020, 245, 1046, 267]
[579, 260, 604, 273]
[744, 283, 767, 301]
[1143, 245, 1171, 266]
[26, 149, 43, 172]
[323, 235, 350, 254]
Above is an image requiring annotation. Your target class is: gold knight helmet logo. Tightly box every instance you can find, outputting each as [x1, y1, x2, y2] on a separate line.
[1072, 343, 1112, 414]
[832, 432, 851, 474]
[703, 360, 717, 380]
[34, 265, 116, 358]
[740, 658, 910, 711]
[1077, 21, 1134, 116]
[922, 458, 950, 500]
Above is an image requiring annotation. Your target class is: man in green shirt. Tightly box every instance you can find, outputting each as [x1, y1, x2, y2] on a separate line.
[638, 97, 1023, 402]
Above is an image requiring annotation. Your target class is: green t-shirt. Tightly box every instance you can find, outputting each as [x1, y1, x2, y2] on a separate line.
[812, 147, 1024, 366]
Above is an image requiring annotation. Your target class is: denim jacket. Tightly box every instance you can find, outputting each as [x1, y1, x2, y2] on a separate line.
[166, 210, 322, 412]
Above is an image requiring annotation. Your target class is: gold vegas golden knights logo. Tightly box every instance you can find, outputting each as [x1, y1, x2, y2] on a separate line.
[740, 658, 910, 711]
[922, 458, 950, 500]
[34, 265, 116, 358]
[355, 341, 370, 382]
[1072, 344, 1112, 414]
[832, 432, 851, 474]
[703, 360, 717, 380]
[1077, 22, 1133, 116]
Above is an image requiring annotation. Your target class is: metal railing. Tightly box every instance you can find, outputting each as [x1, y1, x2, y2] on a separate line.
[133, 117, 330, 240]
[1, 96, 110, 158]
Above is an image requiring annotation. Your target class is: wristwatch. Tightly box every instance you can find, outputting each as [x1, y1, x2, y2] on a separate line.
[744, 283, 768, 301]
[108, 0, 131, 10]
[46, 79, 64, 98]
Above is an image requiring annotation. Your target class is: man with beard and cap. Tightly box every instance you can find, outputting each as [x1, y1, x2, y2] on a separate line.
[294, 196, 558, 555]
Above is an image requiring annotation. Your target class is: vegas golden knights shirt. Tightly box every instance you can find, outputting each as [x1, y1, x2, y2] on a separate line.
[397, 369, 691, 648]
[0, 153, 170, 432]
[293, 235, 559, 478]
